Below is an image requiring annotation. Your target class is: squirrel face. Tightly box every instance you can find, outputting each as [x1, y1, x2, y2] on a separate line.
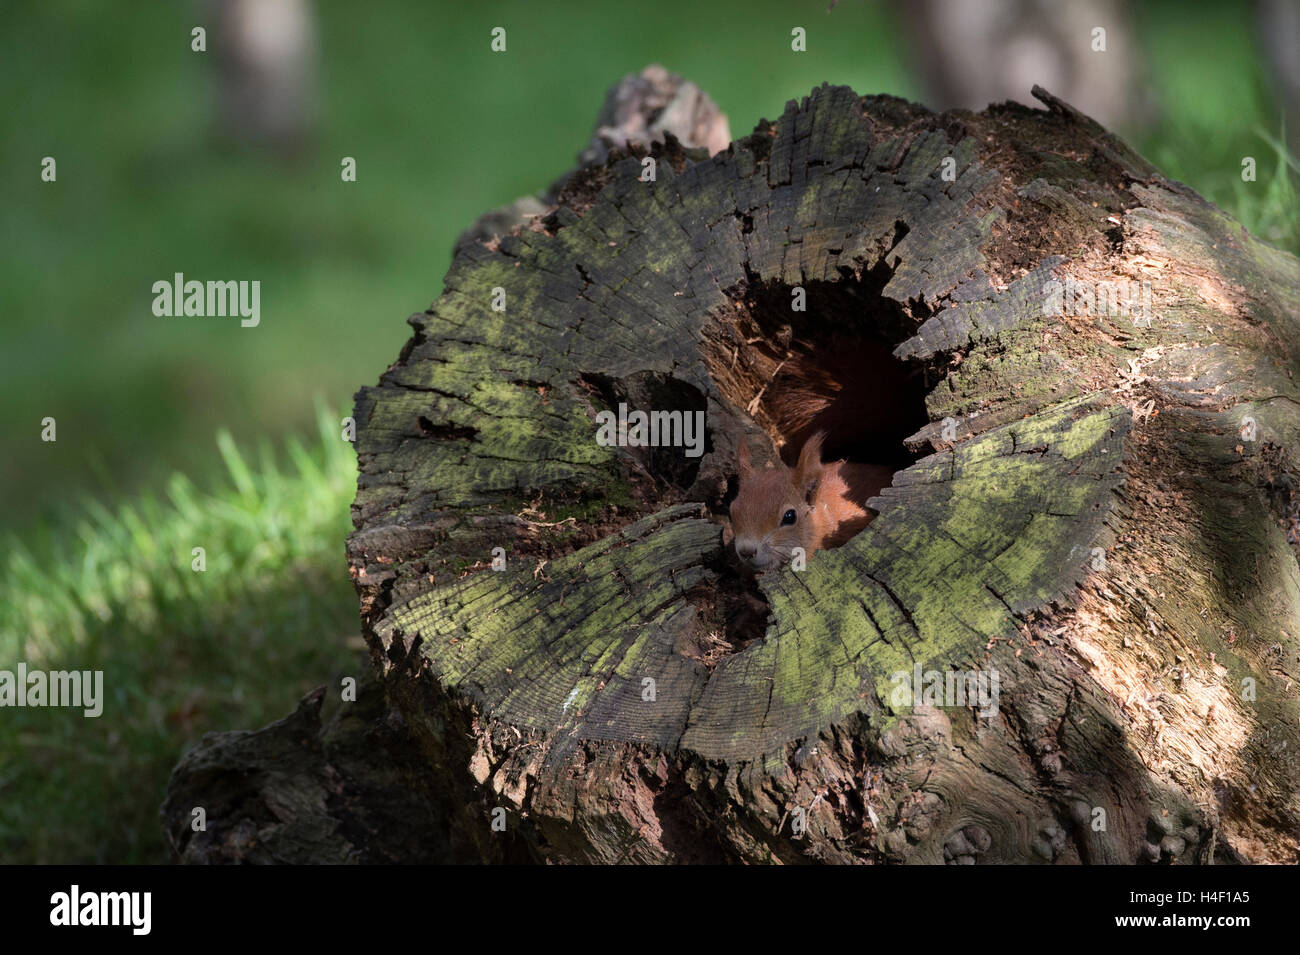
[729, 432, 888, 571]
[729, 434, 828, 571]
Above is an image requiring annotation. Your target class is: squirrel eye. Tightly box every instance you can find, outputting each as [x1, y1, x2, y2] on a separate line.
[781, 508, 798, 526]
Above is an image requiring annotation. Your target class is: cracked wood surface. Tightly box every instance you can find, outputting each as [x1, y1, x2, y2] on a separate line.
[156, 78, 1300, 865]
[345, 83, 1300, 864]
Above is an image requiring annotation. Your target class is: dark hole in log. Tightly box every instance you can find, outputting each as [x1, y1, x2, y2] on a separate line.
[707, 264, 941, 506]
[697, 262, 947, 655]
[740, 277, 932, 470]
[417, 416, 478, 441]
[677, 550, 772, 664]
[577, 370, 710, 492]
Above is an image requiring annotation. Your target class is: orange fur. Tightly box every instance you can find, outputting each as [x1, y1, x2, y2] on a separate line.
[729, 432, 892, 570]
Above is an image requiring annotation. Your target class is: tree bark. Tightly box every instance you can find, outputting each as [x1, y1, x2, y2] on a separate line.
[172, 76, 1300, 864]
[160, 675, 467, 863]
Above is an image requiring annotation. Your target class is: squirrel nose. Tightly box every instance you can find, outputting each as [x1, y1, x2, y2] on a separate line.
[736, 541, 758, 561]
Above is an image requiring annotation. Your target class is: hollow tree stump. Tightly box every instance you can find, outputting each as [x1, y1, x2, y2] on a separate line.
[165, 73, 1300, 865]
[347, 80, 1300, 864]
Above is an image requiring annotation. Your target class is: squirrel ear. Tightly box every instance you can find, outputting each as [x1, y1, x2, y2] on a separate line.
[793, 431, 825, 499]
[737, 440, 751, 474]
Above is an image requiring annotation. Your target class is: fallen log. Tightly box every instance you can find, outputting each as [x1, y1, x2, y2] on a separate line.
[171, 72, 1300, 865]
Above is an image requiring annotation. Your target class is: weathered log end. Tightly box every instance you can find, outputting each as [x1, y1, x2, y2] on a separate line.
[162, 72, 1300, 864]
[345, 79, 1300, 864]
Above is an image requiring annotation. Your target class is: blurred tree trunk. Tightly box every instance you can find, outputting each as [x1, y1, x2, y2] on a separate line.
[210, 0, 317, 153]
[894, 0, 1150, 133]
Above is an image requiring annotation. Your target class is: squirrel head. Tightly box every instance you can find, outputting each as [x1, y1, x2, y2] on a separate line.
[729, 432, 826, 571]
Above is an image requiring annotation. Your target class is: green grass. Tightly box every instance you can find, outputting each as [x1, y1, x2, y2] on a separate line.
[0, 406, 359, 863]
[1131, 3, 1299, 251]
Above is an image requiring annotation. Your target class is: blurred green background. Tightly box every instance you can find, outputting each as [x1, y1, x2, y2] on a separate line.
[1, 0, 1295, 863]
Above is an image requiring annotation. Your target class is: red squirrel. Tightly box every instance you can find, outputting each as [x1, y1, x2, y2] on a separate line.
[729, 431, 893, 571]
